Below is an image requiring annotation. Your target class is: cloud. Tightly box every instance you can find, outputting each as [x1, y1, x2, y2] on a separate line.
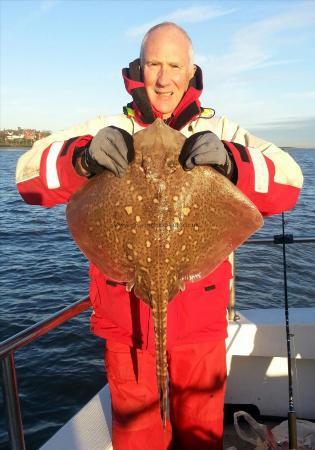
[3, 0, 59, 37]
[286, 91, 315, 100]
[250, 116, 315, 130]
[196, 2, 315, 135]
[126, 5, 236, 37]
[235, 2, 315, 44]
[40, 0, 59, 14]
[198, 1, 315, 80]
[249, 116, 315, 147]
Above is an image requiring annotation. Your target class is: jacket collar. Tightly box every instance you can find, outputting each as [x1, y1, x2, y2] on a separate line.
[122, 58, 203, 130]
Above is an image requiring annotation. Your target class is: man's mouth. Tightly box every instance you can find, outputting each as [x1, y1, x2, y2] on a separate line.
[155, 91, 173, 97]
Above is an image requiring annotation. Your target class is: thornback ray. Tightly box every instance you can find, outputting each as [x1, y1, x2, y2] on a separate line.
[66, 118, 263, 427]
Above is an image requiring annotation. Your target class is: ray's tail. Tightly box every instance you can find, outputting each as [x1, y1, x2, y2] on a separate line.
[150, 290, 168, 429]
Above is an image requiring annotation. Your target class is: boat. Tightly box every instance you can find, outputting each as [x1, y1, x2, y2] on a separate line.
[37, 307, 315, 450]
[1, 235, 315, 450]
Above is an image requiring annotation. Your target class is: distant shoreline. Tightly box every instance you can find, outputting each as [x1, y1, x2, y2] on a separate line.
[0, 144, 31, 149]
[282, 147, 315, 151]
[0, 143, 314, 152]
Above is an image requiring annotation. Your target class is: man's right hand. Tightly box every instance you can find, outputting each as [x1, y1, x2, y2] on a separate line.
[80, 126, 134, 177]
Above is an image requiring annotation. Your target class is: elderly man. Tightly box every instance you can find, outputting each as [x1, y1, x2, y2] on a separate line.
[16, 22, 302, 450]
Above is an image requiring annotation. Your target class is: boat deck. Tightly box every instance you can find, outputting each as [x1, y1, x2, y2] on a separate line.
[40, 308, 315, 450]
[224, 422, 252, 449]
[223, 417, 280, 449]
[39, 383, 282, 450]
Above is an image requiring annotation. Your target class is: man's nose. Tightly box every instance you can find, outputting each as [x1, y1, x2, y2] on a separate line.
[156, 67, 171, 86]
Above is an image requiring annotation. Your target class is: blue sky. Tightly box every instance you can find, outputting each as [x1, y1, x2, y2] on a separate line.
[1, 0, 314, 147]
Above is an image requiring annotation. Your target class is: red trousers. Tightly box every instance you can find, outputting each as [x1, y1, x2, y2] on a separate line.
[104, 340, 227, 450]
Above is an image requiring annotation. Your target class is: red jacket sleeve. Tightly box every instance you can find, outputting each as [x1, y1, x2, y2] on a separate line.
[224, 141, 301, 216]
[16, 135, 93, 207]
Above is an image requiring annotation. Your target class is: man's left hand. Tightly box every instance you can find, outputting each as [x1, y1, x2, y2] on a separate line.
[179, 131, 234, 179]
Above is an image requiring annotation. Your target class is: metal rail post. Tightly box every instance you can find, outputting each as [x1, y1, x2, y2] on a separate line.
[1, 353, 26, 450]
[0, 297, 91, 450]
[228, 252, 236, 321]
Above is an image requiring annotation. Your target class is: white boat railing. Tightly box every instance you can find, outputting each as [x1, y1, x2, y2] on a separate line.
[0, 298, 91, 450]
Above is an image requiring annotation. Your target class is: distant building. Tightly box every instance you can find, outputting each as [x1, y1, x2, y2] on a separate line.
[7, 134, 24, 140]
[0, 127, 51, 145]
[24, 129, 37, 140]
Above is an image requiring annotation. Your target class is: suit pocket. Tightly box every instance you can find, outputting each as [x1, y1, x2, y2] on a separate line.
[177, 279, 230, 339]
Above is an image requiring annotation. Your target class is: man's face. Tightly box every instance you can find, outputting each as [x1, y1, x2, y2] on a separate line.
[142, 27, 195, 119]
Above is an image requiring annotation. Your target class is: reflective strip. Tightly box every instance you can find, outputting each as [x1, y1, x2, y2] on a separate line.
[248, 147, 269, 193]
[46, 142, 63, 189]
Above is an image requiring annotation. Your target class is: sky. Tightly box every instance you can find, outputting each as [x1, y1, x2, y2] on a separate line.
[1, 0, 315, 147]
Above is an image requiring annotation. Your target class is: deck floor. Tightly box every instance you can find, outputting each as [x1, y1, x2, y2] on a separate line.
[223, 418, 280, 449]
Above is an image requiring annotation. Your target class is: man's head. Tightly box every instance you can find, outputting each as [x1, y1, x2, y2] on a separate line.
[140, 22, 196, 120]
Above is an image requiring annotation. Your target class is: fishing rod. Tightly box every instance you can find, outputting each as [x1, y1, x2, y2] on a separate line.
[280, 212, 297, 450]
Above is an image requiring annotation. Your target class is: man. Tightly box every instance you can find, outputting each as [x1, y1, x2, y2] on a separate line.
[16, 23, 303, 450]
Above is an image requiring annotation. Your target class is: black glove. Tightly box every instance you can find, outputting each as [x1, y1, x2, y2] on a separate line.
[82, 126, 134, 177]
[179, 131, 234, 179]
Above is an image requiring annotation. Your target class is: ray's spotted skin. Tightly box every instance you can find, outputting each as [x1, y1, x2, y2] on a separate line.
[66, 119, 263, 427]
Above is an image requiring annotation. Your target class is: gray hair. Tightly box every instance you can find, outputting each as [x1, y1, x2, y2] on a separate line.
[140, 22, 194, 68]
